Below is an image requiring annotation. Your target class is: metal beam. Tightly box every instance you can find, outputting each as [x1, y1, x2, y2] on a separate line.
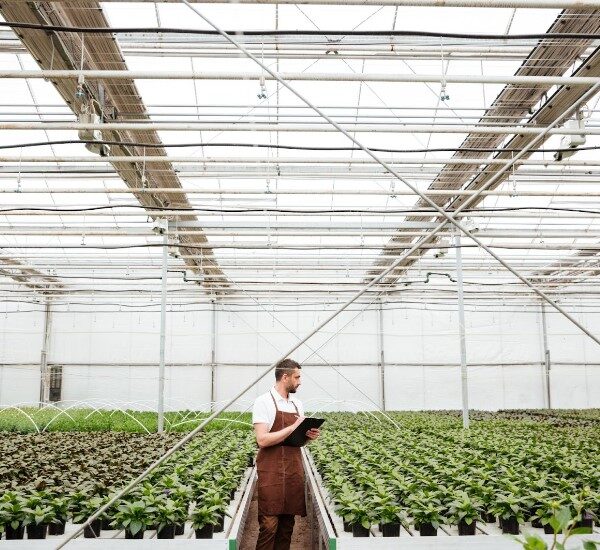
[3, 70, 600, 86]
[210, 300, 217, 412]
[157, 223, 168, 433]
[2, 121, 599, 134]
[454, 234, 469, 428]
[540, 302, 552, 409]
[3, 156, 600, 166]
[38, 299, 52, 406]
[377, 299, 386, 411]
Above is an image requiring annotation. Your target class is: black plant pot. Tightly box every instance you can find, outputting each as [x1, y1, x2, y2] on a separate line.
[49, 521, 66, 535]
[483, 512, 496, 524]
[381, 522, 400, 537]
[175, 523, 185, 536]
[418, 523, 437, 537]
[543, 524, 556, 535]
[214, 516, 224, 533]
[84, 519, 102, 538]
[343, 520, 352, 533]
[502, 516, 519, 535]
[6, 524, 25, 540]
[195, 525, 213, 539]
[102, 519, 113, 530]
[157, 524, 176, 539]
[125, 529, 144, 539]
[458, 520, 476, 536]
[351, 524, 370, 537]
[574, 511, 594, 534]
[531, 518, 543, 529]
[27, 523, 48, 539]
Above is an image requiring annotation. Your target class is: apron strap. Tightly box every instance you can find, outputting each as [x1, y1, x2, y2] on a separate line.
[269, 389, 300, 415]
[269, 390, 279, 412]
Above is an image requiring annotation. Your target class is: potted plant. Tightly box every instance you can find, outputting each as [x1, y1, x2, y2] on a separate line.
[155, 499, 187, 539]
[190, 502, 221, 539]
[48, 496, 69, 535]
[378, 503, 406, 537]
[0, 492, 26, 540]
[111, 500, 156, 539]
[447, 491, 482, 536]
[333, 486, 360, 533]
[372, 495, 404, 537]
[22, 504, 56, 539]
[409, 498, 445, 536]
[530, 499, 563, 534]
[72, 496, 104, 538]
[67, 488, 92, 525]
[491, 494, 526, 535]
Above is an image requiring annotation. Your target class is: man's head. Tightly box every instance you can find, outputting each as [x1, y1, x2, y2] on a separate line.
[275, 358, 302, 393]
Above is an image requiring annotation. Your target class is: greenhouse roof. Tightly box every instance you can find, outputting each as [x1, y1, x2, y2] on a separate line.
[0, 1, 599, 306]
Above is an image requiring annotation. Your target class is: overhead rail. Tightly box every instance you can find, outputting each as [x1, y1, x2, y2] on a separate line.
[2, 69, 600, 86]
[2, 121, 600, 134]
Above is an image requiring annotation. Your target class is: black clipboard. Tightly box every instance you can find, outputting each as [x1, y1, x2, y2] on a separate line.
[282, 417, 325, 447]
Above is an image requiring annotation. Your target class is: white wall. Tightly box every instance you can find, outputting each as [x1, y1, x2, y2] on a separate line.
[0, 300, 599, 411]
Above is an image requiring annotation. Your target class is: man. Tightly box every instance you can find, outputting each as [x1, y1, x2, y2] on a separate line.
[252, 358, 320, 550]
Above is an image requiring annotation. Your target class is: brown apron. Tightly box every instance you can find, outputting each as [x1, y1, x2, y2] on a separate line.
[256, 393, 306, 517]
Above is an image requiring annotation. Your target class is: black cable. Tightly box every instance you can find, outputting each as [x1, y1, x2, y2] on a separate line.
[2, 243, 599, 252]
[2, 21, 599, 40]
[1, 138, 599, 156]
[1, 205, 600, 215]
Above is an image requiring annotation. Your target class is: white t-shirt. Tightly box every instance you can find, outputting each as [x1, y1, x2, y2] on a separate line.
[252, 387, 304, 431]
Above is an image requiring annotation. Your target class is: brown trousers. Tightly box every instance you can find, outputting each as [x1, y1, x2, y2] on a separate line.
[255, 514, 295, 550]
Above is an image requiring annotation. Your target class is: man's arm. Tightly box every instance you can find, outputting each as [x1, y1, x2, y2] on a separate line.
[254, 416, 304, 448]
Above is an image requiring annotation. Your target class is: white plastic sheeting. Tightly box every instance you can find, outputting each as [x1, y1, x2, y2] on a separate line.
[0, 300, 598, 411]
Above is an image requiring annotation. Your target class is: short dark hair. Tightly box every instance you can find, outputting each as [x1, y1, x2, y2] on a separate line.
[275, 358, 301, 381]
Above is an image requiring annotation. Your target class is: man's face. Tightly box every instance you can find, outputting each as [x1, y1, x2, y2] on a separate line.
[284, 368, 302, 393]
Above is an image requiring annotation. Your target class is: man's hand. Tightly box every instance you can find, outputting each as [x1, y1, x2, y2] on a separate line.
[305, 428, 320, 441]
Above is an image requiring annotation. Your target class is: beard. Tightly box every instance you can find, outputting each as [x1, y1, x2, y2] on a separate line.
[288, 385, 298, 393]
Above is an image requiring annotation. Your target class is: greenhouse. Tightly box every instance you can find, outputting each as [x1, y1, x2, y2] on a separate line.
[0, 0, 600, 548]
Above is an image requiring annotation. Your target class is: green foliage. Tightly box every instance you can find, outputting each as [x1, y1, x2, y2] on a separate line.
[22, 504, 56, 526]
[309, 411, 600, 536]
[0, 408, 252, 434]
[111, 500, 156, 536]
[515, 501, 600, 550]
[154, 498, 187, 532]
[0, 491, 26, 529]
[189, 502, 221, 529]
[447, 490, 482, 525]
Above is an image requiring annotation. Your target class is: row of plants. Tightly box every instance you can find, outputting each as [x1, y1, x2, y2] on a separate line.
[467, 409, 600, 429]
[0, 407, 252, 433]
[0, 430, 256, 539]
[309, 412, 599, 542]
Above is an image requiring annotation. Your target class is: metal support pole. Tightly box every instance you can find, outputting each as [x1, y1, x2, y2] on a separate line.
[210, 300, 217, 412]
[454, 234, 469, 429]
[39, 299, 52, 406]
[377, 299, 386, 411]
[157, 222, 168, 433]
[540, 302, 552, 409]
